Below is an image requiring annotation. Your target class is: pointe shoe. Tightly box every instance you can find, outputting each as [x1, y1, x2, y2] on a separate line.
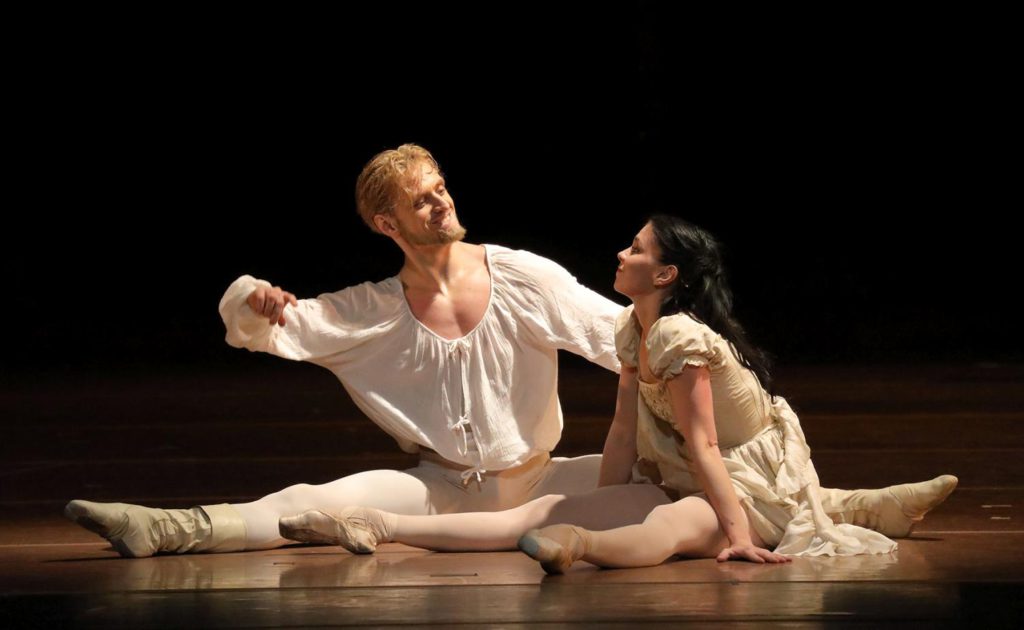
[517, 524, 590, 575]
[819, 475, 959, 538]
[279, 507, 394, 554]
[64, 500, 246, 558]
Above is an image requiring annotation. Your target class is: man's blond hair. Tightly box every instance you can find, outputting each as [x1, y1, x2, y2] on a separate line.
[355, 144, 441, 233]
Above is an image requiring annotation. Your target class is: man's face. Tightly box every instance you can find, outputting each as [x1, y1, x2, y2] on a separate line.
[391, 161, 466, 246]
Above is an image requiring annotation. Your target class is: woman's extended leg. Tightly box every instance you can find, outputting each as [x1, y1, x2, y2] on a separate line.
[520, 495, 772, 573]
[578, 495, 760, 566]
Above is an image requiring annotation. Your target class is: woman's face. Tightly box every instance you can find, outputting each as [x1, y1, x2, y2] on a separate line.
[614, 222, 665, 298]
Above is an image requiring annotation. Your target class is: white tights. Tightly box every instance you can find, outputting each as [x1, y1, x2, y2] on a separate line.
[232, 452, 610, 549]
[234, 450, 865, 560]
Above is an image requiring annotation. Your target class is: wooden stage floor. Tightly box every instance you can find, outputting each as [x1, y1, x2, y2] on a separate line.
[2, 362, 1022, 627]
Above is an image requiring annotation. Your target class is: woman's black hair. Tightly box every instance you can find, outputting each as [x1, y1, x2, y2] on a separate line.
[648, 214, 778, 400]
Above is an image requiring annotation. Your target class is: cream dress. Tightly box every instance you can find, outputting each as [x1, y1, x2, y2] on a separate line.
[615, 305, 896, 556]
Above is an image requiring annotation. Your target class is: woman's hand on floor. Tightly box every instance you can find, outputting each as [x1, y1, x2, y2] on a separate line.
[716, 543, 791, 564]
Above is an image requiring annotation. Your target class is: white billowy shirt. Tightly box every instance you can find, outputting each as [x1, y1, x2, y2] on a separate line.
[219, 244, 624, 481]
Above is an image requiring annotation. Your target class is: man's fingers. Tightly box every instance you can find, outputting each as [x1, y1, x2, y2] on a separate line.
[247, 288, 294, 325]
[248, 288, 297, 321]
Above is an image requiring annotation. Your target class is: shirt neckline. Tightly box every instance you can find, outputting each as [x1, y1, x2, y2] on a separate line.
[396, 244, 496, 343]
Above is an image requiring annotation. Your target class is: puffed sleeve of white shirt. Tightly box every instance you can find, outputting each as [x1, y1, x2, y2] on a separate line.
[491, 248, 625, 373]
[218, 274, 389, 363]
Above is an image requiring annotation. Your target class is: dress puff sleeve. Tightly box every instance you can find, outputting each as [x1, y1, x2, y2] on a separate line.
[647, 313, 724, 380]
[614, 304, 640, 369]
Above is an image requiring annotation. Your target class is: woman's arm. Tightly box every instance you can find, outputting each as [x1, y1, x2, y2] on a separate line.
[667, 366, 789, 563]
[598, 365, 640, 486]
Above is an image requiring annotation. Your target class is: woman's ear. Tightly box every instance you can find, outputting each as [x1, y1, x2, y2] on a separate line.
[656, 264, 678, 287]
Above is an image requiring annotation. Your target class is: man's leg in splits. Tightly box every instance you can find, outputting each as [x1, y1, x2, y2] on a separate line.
[67, 459, 478, 558]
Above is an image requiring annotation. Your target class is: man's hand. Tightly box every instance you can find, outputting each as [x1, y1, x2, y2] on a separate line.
[246, 286, 298, 327]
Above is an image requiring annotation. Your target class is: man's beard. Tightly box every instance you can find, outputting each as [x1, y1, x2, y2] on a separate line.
[398, 218, 467, 246]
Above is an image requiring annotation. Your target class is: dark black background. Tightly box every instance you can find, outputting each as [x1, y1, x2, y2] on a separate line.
[7, 5, 1017, 377]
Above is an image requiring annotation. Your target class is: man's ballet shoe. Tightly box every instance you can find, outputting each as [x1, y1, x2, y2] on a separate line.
[819, 475, 959, 538]
[64, 499, 246, 558]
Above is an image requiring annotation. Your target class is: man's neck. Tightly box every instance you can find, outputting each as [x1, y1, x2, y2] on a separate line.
[399, 241, 474, 293]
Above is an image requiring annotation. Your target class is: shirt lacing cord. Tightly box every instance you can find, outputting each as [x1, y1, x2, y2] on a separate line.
[460, 466, 487, 485]
[448, 338, 485, 485]
[447, 415, 472, 458]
